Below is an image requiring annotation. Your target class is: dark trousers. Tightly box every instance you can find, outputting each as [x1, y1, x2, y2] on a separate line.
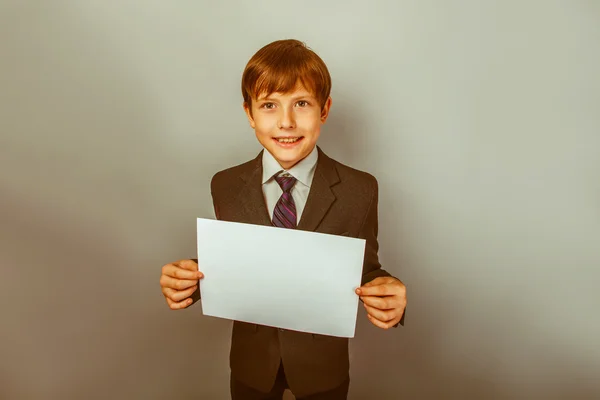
[230, 362, 349, 400]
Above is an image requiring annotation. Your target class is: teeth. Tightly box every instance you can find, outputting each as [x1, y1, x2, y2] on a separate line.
[277, 137, 300, 143]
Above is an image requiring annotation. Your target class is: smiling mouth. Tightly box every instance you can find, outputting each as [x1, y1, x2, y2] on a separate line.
[274, 136, 303, 144]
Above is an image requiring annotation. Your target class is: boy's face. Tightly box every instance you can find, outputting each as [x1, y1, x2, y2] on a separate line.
[244, 84, 332, 170]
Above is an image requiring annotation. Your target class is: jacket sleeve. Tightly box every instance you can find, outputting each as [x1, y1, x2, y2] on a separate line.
[358, 176, 405, 327]
[189, 175, 221, 306]
[188, 258, 200, 304]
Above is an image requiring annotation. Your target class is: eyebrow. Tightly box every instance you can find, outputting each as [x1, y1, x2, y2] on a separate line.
[291, 95, 314, 101]
[258, 94, 315, 102]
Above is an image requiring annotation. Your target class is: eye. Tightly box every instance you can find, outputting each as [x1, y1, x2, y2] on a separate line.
[261, 102, 275, 109]
[296, 100, 309, 107]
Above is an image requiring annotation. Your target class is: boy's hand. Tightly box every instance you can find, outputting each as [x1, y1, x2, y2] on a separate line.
[160, 259, 204, 310]
[356, 277, 406, 329]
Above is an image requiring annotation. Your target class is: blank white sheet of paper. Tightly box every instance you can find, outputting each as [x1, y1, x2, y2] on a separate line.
[196, 218, 366, 338]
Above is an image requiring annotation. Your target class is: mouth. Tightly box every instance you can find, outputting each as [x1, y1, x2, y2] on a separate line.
[273, 136, 304, 146]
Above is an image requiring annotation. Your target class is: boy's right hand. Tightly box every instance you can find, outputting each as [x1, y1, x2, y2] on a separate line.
[160, 259, 204, 310]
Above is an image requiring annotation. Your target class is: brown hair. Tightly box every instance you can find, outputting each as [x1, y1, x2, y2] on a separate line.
[241, 39, 332, 111]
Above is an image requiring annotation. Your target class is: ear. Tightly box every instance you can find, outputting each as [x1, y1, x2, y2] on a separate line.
[243, 102, 256, 129]
[320, 96, 332, 124]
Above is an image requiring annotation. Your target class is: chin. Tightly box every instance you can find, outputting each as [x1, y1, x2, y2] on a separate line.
[271, 149, 305, 168]
[275, 155, 302, 167]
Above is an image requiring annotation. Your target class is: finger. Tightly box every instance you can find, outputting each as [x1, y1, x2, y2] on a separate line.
[162, 285, 198, 303]
[160, 274, 198, 290]
[366, 313, 389, 329]
[360, 295, 400, 310]
[162, 264, 203, 280]
[166, 296, 193, 310]
[356, 283, 398, 297]
[366, 313, 401, 330]
[364, 303, 397, 322]
[361, 277, 391, 287]
[177, 259, 201, 274]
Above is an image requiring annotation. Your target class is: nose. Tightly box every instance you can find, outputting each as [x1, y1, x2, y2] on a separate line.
[278, 108, 296, 129]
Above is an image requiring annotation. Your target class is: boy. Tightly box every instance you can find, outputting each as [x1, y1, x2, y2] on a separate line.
[159, 39, 407, 400]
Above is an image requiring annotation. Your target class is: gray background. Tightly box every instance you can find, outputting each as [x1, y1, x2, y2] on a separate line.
[1, 1, 599, 399]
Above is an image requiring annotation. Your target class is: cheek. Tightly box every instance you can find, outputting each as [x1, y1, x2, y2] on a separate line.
[304, 121, 322, 138]
[255, 126, 272, 138]
[298, 112, 323, 133]
[253, 116, 276, 135]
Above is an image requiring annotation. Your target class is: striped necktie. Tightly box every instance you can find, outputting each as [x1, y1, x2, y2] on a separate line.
[272, 172, 297, 229]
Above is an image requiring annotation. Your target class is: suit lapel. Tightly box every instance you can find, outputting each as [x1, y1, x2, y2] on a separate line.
[235, 151, 272, 227]
[297, 147, 340, 232]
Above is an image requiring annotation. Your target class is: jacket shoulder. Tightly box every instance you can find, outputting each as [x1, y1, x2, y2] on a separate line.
[210, 157, 257, 194]
[329, 157, 379, 194]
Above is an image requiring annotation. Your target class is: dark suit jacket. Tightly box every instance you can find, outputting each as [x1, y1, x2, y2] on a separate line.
[198, 146, 402, 397]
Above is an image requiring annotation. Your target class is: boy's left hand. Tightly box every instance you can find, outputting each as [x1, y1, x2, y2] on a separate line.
[356, 277, 407, 329]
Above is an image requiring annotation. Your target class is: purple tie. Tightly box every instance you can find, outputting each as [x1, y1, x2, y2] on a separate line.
[272, 172, 297, 229]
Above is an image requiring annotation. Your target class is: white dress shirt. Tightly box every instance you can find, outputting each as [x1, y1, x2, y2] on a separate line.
[261, 146, 319, 224]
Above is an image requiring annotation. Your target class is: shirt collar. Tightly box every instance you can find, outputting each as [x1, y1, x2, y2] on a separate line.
[261, 146, 319, 187]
